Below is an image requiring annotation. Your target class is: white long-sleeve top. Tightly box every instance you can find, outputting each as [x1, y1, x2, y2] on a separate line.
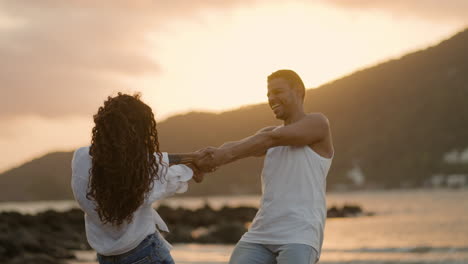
[71, 146, 193, 256]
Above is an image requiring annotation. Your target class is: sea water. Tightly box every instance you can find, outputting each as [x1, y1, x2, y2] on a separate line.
[2, 189, 467, 264]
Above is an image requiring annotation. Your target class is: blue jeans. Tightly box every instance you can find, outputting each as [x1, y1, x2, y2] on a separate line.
[229, 241, 318, 264]
[97, 233, 174, 264]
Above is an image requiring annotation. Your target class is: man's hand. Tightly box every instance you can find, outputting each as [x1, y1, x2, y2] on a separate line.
[194, 147, 218, 172]
[167, 148, 225, 183]
[196, 147, 231, 168]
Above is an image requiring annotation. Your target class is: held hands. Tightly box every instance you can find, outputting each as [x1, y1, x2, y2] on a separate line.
[194, 147, 217, 172]
[195, 147, 229, 171]
[189, 147, 229, 183]
[186, 148, 215, 183]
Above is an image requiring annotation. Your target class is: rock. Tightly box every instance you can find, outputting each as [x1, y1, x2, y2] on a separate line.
[0, 209, 86, 263]
[210, 221, 247, 244]
[327, 206, 343, 218]
[164, 225, 194, 243]
[189, 204, 219, 226]
[217, 206, 258, 223]
[9, 253, 62, 264]
[196, 221, 247, 244]
[327, 204, 370, 218]
[0, 202, 373, 262]
[342, 204, 363, 216]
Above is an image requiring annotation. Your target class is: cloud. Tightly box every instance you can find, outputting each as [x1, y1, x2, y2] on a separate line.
[0, 2, 159, 118]
[0, 0, 256, 118]
[326, 0, 468, 23]
[1, 0, 465, 118]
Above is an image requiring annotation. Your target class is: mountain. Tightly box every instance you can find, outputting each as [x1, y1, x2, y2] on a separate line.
[0, 152, 74, 201]
[1, 28, 468, 201]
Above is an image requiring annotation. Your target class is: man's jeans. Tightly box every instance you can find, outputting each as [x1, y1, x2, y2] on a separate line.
[229, 241, 318, 264]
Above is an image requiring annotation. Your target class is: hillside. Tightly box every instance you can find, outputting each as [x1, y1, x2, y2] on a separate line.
[1, 28, 467, 201]
[0, 152, 74, 201]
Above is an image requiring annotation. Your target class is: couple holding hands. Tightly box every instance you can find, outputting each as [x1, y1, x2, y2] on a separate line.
[71, 69, 334, 264]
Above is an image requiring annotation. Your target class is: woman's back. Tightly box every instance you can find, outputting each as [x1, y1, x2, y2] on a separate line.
[72, 146, 192, 256]
[71, 93, 195, 263]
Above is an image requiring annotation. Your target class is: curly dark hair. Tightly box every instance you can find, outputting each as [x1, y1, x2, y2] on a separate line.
[86, 92, 163, 226]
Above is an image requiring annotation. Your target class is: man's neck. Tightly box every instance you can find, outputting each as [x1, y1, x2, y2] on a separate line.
[284, 109, 306, 125]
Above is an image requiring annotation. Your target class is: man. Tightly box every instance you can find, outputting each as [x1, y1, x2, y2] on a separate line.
[203, 69, 334, 264]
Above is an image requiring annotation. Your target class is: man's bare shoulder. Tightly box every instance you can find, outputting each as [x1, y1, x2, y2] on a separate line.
[305, 113, 330, 127]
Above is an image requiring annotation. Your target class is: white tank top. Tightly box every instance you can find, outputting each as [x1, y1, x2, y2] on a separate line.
[240, 145, 332, 259]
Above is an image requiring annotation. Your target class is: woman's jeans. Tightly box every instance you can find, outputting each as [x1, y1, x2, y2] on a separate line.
[97, 233, 174, 264]
[229, 241, 318, 264]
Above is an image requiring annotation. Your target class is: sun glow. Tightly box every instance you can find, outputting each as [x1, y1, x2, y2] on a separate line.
[1, 1, 466, 172]
[139, 2, 463, 119]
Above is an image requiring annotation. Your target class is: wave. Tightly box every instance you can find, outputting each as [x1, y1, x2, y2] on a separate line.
[323, 246, 468, 254]
[319, 261, 468, 264]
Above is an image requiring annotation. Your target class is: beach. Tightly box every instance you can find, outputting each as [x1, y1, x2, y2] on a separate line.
[1, 189, 467, 264]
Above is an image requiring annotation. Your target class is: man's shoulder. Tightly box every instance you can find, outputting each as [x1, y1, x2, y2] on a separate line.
[304, 113, 330, 127]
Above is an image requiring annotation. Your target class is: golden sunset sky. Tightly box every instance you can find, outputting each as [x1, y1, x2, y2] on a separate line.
[1, 0, 467, 172]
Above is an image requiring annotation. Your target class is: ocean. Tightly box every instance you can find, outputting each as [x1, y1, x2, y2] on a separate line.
[1, 189, 467, 264]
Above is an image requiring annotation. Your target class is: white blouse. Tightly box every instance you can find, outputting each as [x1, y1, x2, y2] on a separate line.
[71, 146, 193, 256]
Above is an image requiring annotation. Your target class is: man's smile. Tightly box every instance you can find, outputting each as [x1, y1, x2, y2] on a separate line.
[271, 103, 281, 110]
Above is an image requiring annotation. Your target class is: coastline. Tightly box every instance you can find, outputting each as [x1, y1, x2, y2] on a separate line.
[2, 189, 467, 264]
[0, 203, 369, 264]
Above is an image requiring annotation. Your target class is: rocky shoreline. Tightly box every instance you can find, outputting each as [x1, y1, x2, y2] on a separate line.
[0, 204, 372, 264]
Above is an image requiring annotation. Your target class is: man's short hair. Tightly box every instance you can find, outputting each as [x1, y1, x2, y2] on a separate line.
[268, 69, 305, 100]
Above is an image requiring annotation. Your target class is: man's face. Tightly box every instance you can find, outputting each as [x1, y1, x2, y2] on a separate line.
[267, 78, 300, 120]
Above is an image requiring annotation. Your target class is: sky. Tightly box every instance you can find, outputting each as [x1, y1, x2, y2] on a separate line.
[0, 0, 467, 173]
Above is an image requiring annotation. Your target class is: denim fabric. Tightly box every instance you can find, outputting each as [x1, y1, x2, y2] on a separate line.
[97, 233, 174, 264]
[229, 241, 318, 264]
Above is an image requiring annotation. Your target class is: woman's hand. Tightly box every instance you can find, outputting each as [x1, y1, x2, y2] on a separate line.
[186, 163, 205, 183]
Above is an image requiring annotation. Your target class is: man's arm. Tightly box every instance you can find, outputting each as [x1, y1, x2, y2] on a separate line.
[213, 113, 329, 165]
[218, 126, 277, 157]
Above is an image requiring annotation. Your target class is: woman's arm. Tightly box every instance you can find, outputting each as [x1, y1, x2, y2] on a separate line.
[168, 153, 199, 165]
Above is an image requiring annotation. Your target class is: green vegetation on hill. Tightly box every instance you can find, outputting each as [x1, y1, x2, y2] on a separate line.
[1, 28, 467, 201]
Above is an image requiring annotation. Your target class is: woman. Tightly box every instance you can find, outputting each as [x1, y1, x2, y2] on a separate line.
[71, 93, 211, 264]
